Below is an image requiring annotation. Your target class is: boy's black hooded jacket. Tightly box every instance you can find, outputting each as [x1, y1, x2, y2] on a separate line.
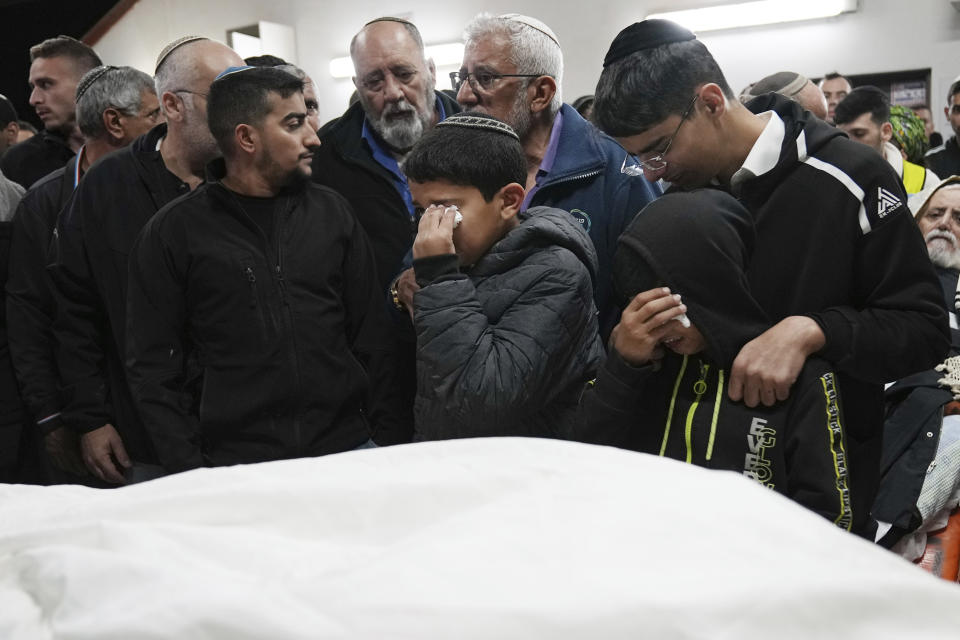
[573, 190, 854, 530]
[126, 160, 398, 472]
[412, 206, 604, 441]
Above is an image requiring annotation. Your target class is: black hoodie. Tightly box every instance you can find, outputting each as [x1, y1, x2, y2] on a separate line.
[573, 190, 855, 530]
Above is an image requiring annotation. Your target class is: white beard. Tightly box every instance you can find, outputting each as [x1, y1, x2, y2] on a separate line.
[366, 90, 435, 151]
[926, 230, 960, 270]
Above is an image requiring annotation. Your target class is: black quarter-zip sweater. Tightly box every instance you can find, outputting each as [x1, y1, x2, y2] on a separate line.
[126, 160, 398, 472]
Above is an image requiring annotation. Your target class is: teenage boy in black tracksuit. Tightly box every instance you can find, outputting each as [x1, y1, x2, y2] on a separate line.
[127, 67, 398, 474]
[592, 20, 948, 535]
[573, 190, 854, 529]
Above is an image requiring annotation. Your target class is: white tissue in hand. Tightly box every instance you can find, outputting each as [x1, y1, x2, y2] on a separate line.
[676, 313, 691, 328]
[442, 205, 463, 228]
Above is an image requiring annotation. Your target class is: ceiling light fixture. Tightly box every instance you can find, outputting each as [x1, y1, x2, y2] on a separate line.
[647, 0, 857, 33]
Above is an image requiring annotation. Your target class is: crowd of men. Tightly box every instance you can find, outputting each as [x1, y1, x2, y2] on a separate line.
[0, 14, 956, 545]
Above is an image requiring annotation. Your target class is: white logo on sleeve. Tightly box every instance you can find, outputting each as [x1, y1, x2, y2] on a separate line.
[877, 187, 902, 218]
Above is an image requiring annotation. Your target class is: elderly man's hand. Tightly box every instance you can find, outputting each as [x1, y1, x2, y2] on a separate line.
[394, 268, 419, 321]
[728, 316, 826, 407]
[81, 424, 131, 484]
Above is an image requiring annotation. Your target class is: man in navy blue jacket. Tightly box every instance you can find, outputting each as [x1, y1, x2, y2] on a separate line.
[394, 13, 660, 338]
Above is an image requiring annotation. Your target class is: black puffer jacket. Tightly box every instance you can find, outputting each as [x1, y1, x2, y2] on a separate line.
[412, 206, 604, 440]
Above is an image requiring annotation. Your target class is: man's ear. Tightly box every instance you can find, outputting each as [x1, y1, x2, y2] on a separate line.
[1, 120, 18, 145]
[698, 83, 728, 119]
[102, 107, 125, 144]
[498, 182, 525, 220]
[160, 91, 183, 123]
[880, 121, 893, 143]
[234, 123, 257, 154]
[426, 57, 437, 87]
[528, 75, 557, 116]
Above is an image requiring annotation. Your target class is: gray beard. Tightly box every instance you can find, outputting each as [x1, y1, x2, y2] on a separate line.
[507, 85, 532, 142]
[367, 89, 435, 151]
[926, 231, 960, 270]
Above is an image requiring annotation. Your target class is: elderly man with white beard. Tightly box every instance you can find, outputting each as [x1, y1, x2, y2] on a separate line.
[312, 17, 460, 293]
[312, 17, 460, 445]
[914, 176, 960, 318]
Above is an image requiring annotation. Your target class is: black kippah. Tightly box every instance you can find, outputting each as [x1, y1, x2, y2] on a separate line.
[603, 19, 696, 68]
[436, 114, 520, 141]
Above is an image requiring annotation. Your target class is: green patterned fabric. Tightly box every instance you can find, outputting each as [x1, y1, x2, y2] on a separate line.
[889, 105, 929, 165]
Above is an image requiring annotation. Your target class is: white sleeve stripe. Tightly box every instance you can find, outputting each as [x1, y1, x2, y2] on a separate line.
[795, 131, 808, 162]
[802, 155, 871, 234]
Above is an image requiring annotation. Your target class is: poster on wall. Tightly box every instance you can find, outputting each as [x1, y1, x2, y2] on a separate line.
[891, 81, 926, 106]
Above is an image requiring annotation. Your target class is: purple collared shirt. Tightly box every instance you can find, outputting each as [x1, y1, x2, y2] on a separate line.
[521, 109, 563, 212]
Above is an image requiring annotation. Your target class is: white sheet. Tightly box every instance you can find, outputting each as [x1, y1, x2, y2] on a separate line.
[1, 437, 959, 639]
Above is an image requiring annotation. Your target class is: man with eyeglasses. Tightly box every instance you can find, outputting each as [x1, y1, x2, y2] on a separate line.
[593, 19, 948, 537]
[6, 65, 160, 484]
[49, 37, 243, 484]
[925, 79, 960, 179]
[312, 17, 460, 446]
[395, 12, 660, 339]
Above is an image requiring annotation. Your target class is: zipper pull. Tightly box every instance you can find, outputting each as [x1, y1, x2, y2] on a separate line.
[693, 362, 709, 396]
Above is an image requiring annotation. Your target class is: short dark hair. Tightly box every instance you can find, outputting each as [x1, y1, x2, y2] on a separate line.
[18, 120, 37, 134]
[403, 112, 526, 202]
[207, 67, 304, 155]
[244, 54, 288, 67]
[822, 72, 849, 83]
[948, 80, 960, 105]
[29, 35, 101, 72]
[834, 86, 889, 126]
[593, 39, 734, 137]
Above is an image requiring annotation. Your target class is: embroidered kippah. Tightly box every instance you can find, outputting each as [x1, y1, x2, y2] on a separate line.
[155, 35, 208, 73]
[499, 13, 560, 47]
[436, 114, 520, 140]
[603, 20, 696, 68]
[75, 65, 117, 104]
[214, 65, 255, 81]
[742, 71, 808, 101]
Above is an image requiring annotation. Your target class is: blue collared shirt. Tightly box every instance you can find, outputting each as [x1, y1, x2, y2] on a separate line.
[361, 96, 447, 218]
[521, 109, 564, 212]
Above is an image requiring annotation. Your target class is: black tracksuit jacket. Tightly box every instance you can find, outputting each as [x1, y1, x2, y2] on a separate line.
[126, 164, 398, 472]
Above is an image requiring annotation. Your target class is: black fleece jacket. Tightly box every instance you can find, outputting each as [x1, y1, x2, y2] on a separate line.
[126, 163, 398, 472]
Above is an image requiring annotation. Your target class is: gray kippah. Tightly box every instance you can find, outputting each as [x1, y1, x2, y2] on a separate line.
[436, 114, 520, 140]
[155, 35, 208, 73]
[75, 65, 117, 104]
[741, 71, 809, 102]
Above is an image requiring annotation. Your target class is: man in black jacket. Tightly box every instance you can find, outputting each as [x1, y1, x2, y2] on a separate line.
[592, 20, 949, 536]
[49, 37, 243, 485]
[0, 36, 101, 189]
[925, 79, 960, 178]
[312, 17, 459, 444]
[127, 66, 391, 473]
[7, 65, 160, 483]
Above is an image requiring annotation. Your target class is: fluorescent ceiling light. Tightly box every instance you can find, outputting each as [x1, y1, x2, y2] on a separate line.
[329, 42, 465, 79]
[647, 0, 856, 32]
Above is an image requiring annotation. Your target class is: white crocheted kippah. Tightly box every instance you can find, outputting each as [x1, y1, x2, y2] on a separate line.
[936, 355, 960, 401]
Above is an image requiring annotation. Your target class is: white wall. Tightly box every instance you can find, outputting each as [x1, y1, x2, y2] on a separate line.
[93, 0, 296, 76]
[94, 0, 960, 134]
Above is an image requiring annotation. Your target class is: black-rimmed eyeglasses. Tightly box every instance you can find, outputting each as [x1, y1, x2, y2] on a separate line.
[622, 94, 699, 175]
